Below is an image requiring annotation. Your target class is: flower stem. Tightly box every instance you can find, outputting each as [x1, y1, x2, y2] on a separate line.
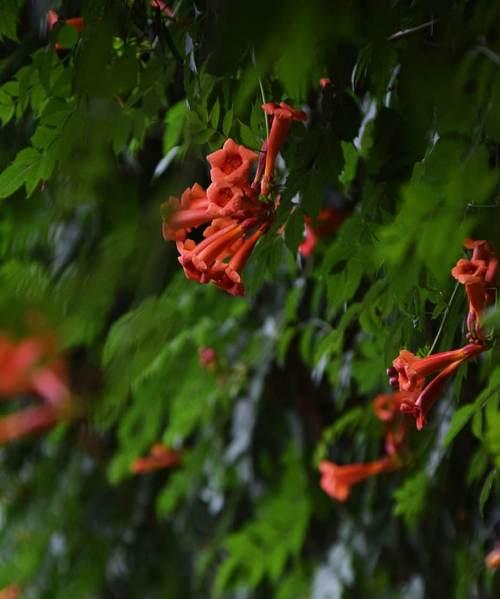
[428, 282, 460, 356]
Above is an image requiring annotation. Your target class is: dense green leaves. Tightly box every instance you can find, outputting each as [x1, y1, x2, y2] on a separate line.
[0, 1, 499, 597]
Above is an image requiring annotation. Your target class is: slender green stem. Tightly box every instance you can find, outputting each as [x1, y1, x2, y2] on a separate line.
[428, 282, 460, 355]
[252, 49, 269, 139]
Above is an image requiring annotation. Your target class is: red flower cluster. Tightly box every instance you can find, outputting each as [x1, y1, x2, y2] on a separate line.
[131, 443, 181, 474]
[0, 333, 73, 444]
[451, 239, 497, 341]
[162, 102, 305, 295]
[385, 239, 496, 430]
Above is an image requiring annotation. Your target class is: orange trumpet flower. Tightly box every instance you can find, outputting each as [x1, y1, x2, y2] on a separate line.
[319, 457, 396, 502]
[131, 443, 181, 474]
[260, 102, 307, 196]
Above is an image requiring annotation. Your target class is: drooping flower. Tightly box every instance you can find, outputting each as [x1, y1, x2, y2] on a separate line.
[131, 443, 181, 474]
[451, 240, 497, 340]
[485, 546, 500, 570]
[207, 139, 258, 185]
[391, 344, 483, 393]
[392, 343, 485, 429]
[319, 457, 396, 502]
[260, 102, 307, 196]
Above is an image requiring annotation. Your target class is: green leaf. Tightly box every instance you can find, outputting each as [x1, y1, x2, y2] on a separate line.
[479, 469, 497, 518]
[57, 23, 80, 49]
[394, 471, 430, 530]
[222, 107, 233, 136]
[444, 404, 476, 447]
[163, 101, 187, 153]
[239, 120, 258, 149]
[284, 208, 304, 256]
[0, 148, 41, 199]
[0, 0, 20, 40]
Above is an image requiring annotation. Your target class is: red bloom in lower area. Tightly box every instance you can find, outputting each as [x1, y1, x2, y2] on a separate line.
[0, 585, 22, 599]
[0, 334, 68, 402]
[319, 457, 396, 502]
[299, 207, 349, 256]
[485, 546, 500, 570]
[207, 139, 257, 186]
[260, 102, 307, 195]
[199, 347, 217, 370]
[131, 443, 181, 474]
[0, 404, 69, 445]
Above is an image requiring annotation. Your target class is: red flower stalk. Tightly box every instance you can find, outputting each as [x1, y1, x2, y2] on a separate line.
[319, 457, 396, 502]
[299, 207, 349, 256]
[260, 102, 307, 196]
[451, 240, 497, 340]
[391, 344, 482, 393]
[207, 139, 257, 185]
[131, 443, 181, 474]
[485, 546, 500, 570]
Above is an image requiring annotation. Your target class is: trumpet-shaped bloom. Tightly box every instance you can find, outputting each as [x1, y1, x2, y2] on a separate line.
[391, 344, 482, 392]
[260, 102, 307, 196]
[162, 184, 211, 241]
[131, 443, 181, 474]
[207, 139, 257, 185]
[451, 240, 497, 339]
[319, 457, 396, 502]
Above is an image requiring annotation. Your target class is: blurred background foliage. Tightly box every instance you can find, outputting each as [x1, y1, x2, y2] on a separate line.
[0, 0, 500, 597]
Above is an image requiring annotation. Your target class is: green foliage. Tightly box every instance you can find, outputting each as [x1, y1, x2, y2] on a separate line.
[0, 1, 499, 597]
